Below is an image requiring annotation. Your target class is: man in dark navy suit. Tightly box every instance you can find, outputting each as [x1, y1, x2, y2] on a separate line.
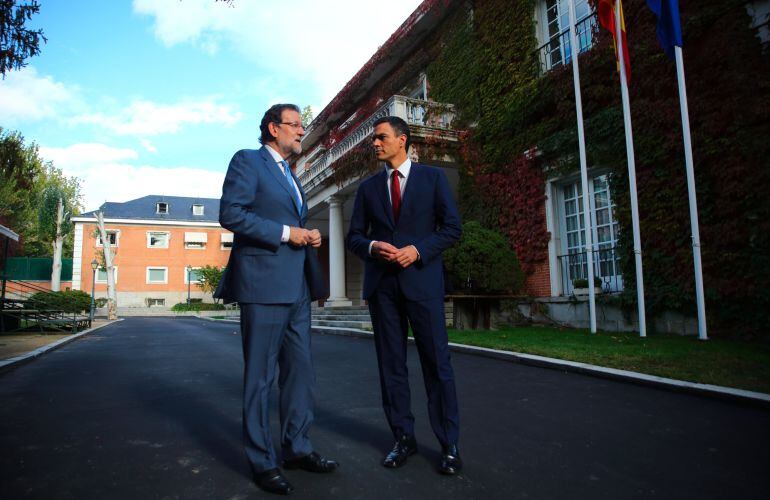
[347, 116, 463, 475]
[218, 104, 338, 495]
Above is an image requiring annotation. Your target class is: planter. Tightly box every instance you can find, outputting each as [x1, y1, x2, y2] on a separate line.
[573, 287, 603, 297]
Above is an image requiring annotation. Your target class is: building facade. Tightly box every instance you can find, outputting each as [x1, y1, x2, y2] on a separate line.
[71, 196, 232, 308]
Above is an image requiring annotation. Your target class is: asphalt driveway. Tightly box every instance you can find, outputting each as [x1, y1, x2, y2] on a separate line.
[0, 317, 768, 499]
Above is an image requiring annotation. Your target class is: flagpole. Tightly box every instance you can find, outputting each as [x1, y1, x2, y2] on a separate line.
[615, 1, 647, 337]
[674, 45, 708, 340]
[568, 0, 597, 333]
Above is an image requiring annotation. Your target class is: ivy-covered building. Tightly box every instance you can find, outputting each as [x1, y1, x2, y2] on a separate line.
[298, 0, 770, 335]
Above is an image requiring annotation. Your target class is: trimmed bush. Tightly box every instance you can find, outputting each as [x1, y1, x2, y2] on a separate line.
[171, 302, 226, 312]
[444, 220, 524, 294]
[27, 290, 92, 313]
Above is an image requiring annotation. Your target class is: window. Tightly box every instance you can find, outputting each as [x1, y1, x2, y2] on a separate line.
[96, 230, 119, 247]
[184, 267, 203, 284]
[184, 232, 207, 249]
[156, 202, 168, 214]
[147, 231, 170, 248]
[146, 267, 168, 284]
[146, 298, 165, 307]
[95, 266, 118, 284]
[558, 174, 622, 295]
[220, 232, 233, 250]
[536, 0, 596, 73]
[192, 204, 205, 216]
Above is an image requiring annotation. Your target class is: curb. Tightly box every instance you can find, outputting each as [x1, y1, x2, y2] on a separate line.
[311, 325, 770, 408]
[0, 319, 124, 374]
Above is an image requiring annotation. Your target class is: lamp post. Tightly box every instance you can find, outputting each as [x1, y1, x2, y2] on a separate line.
[90, 259, 98, 325]
[187, 265, 192, 307]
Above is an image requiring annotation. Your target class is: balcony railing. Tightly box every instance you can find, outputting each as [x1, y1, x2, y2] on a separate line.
[557, 245, 624, 297]
[536, 13, 597, 74]
[298, 95, 456, 191]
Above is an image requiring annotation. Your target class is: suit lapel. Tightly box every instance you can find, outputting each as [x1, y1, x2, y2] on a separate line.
[375, 169, 395, 228]
[260, 146, 301, 214]
[260, 147, 296, 202]
[398, 163, 420, 225]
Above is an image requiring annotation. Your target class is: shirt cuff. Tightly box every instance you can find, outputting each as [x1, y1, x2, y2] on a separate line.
[281, 225, 290, 243]
[368, 240, 377, 256]
[410, 245, 420, 260]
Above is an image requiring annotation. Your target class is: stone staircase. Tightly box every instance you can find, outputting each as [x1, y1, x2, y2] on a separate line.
[311, 305, 371, 330]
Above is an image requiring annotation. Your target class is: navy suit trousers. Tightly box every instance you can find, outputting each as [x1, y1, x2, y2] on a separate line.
[368, 273, 459, 447]
[239, 283, 314, 473]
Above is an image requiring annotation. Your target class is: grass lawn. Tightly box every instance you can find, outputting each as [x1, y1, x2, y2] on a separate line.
[447, 326, 770, 394]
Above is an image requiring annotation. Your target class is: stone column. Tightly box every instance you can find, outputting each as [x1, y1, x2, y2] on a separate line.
[325, 195, 352, 307]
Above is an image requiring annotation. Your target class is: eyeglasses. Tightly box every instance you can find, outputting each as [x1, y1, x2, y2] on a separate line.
[276, 121, 304, 130]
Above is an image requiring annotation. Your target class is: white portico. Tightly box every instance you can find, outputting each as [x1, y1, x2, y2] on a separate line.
[296, 95, 459, 307]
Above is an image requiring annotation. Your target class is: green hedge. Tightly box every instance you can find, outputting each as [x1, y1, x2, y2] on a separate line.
[171, 302, 226, 312]
[26, 290, 92, 313]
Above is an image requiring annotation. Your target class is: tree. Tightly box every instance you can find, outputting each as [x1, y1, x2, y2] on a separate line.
[38, 185, 73, 291]
[0, 0, 46, 77]
[1, 128, 83, 258]
[197, 265, 223, 302]
[301, 105, 314, 128]
[95, 211, 117, 320]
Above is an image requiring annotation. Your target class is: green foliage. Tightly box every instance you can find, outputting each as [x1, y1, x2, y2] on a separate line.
[0, 128, 83, 258]
[444, 221, 524, 294]
[26, 290, 91, 314]
[572, 277, 602, 289]
[171, 302, 226, 312]
[0, 0, 46, 76]
[195, 265, 223, 301]
[301, 105, 314, 128]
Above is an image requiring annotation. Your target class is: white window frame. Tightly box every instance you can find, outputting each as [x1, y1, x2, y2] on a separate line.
[96, 230, 120, 247]
[535, 0, 596, 73]
[183, 266, 203, 284]
[95, 266, 118, 284]
[220, 232, 233, 250]
[192, 204, 205, 216]
[552, 172, 623, 296]
[146, 298, 166, 307]
[185, 241, 206, 250]
[146, 231, 170, 249]
[146, 266, 169, 284]
[156, 202, 169, 214]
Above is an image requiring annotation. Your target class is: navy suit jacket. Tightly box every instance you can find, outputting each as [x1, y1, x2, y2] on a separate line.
[347, 163, 461, 301]
[217, 147, 309, 304]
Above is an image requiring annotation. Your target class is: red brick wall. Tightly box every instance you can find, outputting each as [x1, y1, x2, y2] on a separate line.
[523, 204, 551, 297]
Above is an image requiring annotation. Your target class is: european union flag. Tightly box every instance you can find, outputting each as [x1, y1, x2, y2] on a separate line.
[646, 0, 683, 59]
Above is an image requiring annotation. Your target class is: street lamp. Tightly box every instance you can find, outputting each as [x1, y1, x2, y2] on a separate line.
[90, 259, 98, 325]
[187, 265, 192, 307]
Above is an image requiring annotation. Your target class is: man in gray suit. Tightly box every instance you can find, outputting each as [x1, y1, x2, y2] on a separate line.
[218, 103, 338, 495]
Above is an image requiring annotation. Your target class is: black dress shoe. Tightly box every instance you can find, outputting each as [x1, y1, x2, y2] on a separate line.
[439, 444, 462, 475]
[382, 435, 418, 468]
[254, 468, 294, 495]
[283, 451, 339, 473]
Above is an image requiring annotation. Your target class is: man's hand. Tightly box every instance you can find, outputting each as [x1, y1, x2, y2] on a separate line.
[307, 229, 322, 248]
[394, 245, 419, 268]
[372, 241, 399, 262]
[288, 227, 311, 247]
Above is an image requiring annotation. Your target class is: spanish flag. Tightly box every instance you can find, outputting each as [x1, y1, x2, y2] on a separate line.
[598, 0, 631, 82]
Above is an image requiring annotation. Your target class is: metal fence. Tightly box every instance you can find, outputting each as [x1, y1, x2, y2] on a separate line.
[557, 246, 623, 296]
[536, 13, 597, 74]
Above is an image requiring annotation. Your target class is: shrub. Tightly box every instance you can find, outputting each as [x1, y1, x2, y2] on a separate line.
[444, 220, 524, 294]
[27, 290, 92, 313]
[572, 277, 602, 289]
[171, 302, 226, 312]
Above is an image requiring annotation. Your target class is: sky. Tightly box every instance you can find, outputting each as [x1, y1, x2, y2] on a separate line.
[0, 0, 423, 212]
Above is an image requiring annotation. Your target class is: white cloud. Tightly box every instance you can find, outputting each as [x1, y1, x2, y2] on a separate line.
[40, 143, 223, 211]
[0, 67, 75, 123]
[72, 98, 244, 136]
[139, 138, 158, 153]
[133, 0, 424, 103]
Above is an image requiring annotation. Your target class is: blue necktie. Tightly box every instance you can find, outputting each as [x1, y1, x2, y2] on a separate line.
[280, 160, 302, 213]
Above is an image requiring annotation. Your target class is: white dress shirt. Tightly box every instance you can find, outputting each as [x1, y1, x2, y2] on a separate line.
[265, 145, 303, 243]
[368, 158, 419, 259]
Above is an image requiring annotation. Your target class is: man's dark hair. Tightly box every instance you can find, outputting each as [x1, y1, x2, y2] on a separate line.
[373, 115, 411, 151]
[259, 103, 301, 144]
